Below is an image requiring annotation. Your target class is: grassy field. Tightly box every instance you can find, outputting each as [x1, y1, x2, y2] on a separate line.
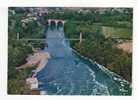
[101, 26, 132, 39]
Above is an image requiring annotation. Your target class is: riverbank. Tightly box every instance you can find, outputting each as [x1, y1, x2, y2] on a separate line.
[72, 48, 130, 84]
[74, 38, 131, 82]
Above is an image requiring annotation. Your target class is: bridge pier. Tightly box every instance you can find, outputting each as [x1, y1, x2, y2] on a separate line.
[79, 32, 82, 44]
[17, 33, 20, 40]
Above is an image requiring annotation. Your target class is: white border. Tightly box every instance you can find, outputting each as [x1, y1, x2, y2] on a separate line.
[8, 1, 135, 7]
[0, 0, 136, 7]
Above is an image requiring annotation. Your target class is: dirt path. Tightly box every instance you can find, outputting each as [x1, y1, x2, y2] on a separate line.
[116, 41, 132, 53]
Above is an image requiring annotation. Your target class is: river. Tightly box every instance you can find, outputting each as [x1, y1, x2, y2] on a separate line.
[36, 26, 131, 95]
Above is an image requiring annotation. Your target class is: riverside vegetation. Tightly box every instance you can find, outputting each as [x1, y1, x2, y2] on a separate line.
[8, 8, 45, 94]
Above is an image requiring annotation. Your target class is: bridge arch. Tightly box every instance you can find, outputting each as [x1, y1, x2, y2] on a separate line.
[50, 20, 56, 28]
[47, 19, 66, 29]
[57, 21, 64, 28]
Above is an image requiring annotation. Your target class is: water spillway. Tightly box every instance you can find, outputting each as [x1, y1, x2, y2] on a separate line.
[36, 26, 131, 95]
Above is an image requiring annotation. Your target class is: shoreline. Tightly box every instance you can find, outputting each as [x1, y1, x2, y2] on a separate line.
[72, 47, 131, 85]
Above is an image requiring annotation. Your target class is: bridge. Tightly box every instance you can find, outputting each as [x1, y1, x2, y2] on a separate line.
[47, 19, 66, 27]
[17, 32, 84, 44]
[18, 38, 85, 41]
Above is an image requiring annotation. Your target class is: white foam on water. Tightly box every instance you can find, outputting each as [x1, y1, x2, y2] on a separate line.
[94, 81, 110, 95]
[92, 60, 130, 86]
[68, 80, 75, 95]
[40, 91, 47, 95]
[85, 64, 96, 81]
[56, 88, 62, 94]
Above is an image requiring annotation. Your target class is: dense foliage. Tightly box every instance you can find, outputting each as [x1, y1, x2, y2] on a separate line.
[8, 8, 45, 94]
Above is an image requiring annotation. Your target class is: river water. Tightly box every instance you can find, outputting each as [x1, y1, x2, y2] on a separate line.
[36, 26, 131, 95]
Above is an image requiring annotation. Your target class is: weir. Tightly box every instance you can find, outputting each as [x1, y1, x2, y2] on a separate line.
[36, 25, 131, 95]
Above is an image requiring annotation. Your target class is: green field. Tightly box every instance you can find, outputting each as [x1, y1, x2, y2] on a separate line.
[101, 26, 132, 39]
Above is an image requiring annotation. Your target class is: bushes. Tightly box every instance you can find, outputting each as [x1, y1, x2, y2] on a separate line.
[8, 8, 45, 94]
[64, 21, 79, 38]
[8, 40, 34, 94]
[8, 41, 33, 78]
[8, 79, 26, 94]
[21, 20, 44, 38]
